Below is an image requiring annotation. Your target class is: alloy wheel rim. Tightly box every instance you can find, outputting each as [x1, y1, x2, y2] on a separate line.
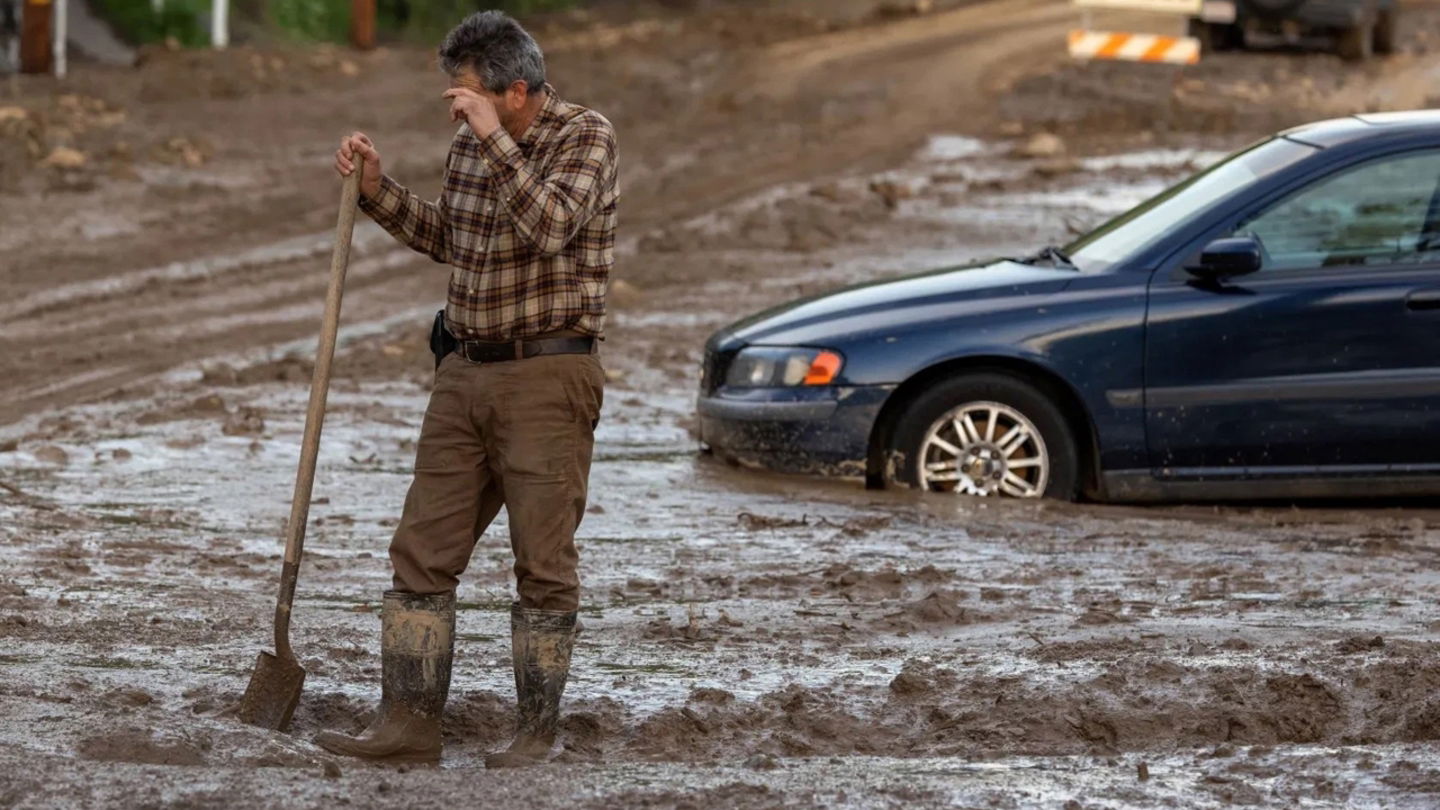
[916, 401, 1049, 498]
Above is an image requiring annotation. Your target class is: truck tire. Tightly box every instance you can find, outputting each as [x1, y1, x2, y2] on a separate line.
[1373, 7, 1397, 54]
[1187, 18, 1243, 52]
[1337, 22, 1374, 60]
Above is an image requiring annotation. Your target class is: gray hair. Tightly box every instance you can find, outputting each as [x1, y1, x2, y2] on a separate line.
[438, 11, 546, 95]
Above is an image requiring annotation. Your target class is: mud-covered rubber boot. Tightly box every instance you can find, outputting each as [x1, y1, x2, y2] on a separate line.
[484, 603, 578, 769]
[314, 590, 455, 763]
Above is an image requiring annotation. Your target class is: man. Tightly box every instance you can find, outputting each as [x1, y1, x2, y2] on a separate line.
[315, 11, 617, 768]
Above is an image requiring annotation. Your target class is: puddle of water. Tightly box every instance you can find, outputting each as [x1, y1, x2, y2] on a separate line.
[921, 134, 991, 161]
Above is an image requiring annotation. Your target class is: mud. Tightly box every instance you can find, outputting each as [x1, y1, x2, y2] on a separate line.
[7, 0, 1440, 807]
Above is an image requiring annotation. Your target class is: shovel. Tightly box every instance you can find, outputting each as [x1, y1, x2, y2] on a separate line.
[237, 162, 364, 731]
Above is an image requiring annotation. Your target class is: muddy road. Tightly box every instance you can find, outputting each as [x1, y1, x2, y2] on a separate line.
[6, 1, 1440, 807]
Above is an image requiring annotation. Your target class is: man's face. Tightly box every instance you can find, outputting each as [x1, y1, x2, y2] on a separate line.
[449, 67, 522, 128]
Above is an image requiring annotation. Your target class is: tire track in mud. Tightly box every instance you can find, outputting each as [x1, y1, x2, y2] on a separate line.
[0, 236, 439, 424]
[1, 223, 397, 324]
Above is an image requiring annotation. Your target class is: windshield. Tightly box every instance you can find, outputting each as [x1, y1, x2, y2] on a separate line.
[1065, 137, 1319, 272]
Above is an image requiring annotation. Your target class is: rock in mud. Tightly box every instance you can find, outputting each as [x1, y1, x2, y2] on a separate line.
[233, 356, 313, 385]
[104, 686, 156, 707]
[746, 753, 780, 770]
[1335, 635, 1384, 654]
[32, 445, 69, 466]
[868, 179, 915, 209]
[41, 147, 87, 169]
[1074, 606, 1134, 626]
[222, 407, 266, 436]
[688, 687, 735, 705]
[737, 512, 807, 531]
[808, 182, 856, 203]
[1013, 132, 1066, 159]
[201, 363, 240, 385]
[137, 394, 227, 425]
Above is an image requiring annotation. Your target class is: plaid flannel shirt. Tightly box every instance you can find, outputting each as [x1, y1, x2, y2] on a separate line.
[359, 86, 618, 341]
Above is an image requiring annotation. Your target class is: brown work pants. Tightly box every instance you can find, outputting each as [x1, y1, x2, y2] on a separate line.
[388, 350, 604, 612]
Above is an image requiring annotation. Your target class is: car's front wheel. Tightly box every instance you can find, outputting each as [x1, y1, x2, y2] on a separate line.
[891, 373, 1079, 500]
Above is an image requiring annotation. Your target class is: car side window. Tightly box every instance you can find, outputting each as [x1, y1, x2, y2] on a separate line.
[1233, 150, 1440, 272]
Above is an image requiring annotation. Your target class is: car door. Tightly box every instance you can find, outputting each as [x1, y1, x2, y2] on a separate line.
[1144, 147, 1440, 478]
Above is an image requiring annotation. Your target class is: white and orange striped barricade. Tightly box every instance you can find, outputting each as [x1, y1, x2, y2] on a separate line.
[1067, 29, 1200, 64]
[1069, 0, 1203, 64]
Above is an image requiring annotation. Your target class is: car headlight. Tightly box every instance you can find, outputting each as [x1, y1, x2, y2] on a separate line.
[724, 347, 844, 388]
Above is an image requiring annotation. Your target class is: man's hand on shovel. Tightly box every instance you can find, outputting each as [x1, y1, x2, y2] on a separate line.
[335, 132, 382, 200]
[237, 154, 364, 733]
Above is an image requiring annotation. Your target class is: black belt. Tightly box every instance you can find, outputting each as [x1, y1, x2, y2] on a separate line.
[453, 335, 595, 363]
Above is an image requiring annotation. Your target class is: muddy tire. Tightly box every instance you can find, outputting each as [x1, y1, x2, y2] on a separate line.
[1373, 8, 1397, 54]
[890, 372, 1079, 500]
[1337, 23, 1374, 60]
[1187, 19, 1243, 53]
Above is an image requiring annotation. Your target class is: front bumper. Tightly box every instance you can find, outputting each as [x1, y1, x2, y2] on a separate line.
[697, 385, 894, 476]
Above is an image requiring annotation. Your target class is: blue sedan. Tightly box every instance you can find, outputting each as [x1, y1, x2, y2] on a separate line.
[698, 110, 1440, 502]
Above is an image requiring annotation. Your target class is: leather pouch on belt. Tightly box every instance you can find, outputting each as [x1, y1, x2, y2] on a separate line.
[429, 309, 458, 369]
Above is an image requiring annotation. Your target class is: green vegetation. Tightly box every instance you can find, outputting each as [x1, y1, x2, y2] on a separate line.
[93, 0, 212, 47]
[269, 0, 351, 41]
[381, 0, 580, 41]
[94, 0, 582, 46]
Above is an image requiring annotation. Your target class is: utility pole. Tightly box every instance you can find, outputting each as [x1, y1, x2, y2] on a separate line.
[351, 0, 375, 50]
[212, 0, 227, 48]
[20, 0, 51, 74]
[52, 0, 65, 77]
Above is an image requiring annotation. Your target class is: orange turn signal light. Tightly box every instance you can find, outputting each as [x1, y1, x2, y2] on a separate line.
[803, 351, 843, 385]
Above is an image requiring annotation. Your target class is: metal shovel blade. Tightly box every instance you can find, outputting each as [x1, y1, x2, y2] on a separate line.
[236, 650, 306, 731]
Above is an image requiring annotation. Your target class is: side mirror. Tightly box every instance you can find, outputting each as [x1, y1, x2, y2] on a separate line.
[1187, 236, 1263, 282]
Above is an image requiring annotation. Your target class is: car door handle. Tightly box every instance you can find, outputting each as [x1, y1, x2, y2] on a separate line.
[1406, 290, 1440, 311]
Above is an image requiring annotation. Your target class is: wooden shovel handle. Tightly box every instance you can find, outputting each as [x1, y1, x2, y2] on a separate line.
[273, 163, 364, 662]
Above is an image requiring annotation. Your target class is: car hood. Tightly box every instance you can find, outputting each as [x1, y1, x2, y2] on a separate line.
[717, 260, 1076, 348]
